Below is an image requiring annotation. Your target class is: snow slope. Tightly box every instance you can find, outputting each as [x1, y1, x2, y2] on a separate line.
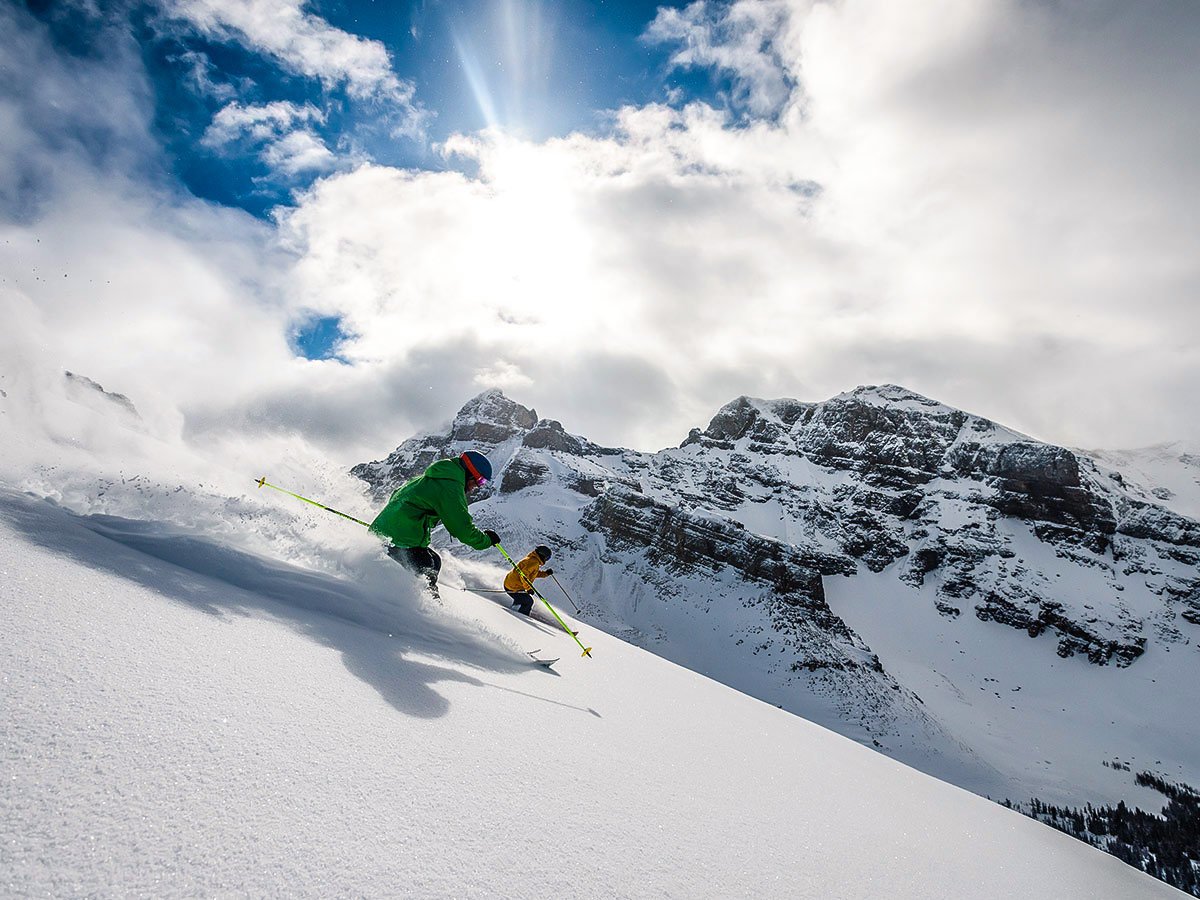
[1, 489, 1184, 899]
[1085, 443, 1200, 521]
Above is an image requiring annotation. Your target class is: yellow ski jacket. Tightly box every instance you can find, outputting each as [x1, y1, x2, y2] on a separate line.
[504, 551, 550, 593]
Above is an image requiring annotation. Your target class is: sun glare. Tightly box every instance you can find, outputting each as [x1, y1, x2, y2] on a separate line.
[449, 0, 557, 138]
[484, 140, 590, 313]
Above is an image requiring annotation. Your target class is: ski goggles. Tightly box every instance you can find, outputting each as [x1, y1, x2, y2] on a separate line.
[461, 454, 487, 485]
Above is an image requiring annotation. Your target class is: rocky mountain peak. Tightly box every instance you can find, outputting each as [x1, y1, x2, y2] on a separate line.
[841, 383, 947, 408]
[700, 396, 768, 441]
[686, 384, 991, 488]
[351, 390, 540, 501]
[449, 390, 538, 443]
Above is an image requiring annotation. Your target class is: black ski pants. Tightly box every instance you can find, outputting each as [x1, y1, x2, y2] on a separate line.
[506, 590, 533, 616]
[387, 545, 442, 597]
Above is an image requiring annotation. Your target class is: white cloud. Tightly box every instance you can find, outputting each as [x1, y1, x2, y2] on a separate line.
[473, 361, 534, 392]
[0, 4, 155, 221]
[158, 0, 428, 173]
[163, 0, 411, 103]
[170, 48, 240, 101]
[203, 100, 326, 145]
[202, 101, 335, 175]
[0, 3, 371, 481]
[645, 0, 796, 116]
[260, 129, 337, 176]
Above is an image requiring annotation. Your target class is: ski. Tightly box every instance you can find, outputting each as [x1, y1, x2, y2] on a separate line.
[527, 650, 559, 668]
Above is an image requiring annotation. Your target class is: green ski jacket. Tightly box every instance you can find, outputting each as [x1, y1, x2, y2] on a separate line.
[369, 458, 492, 551]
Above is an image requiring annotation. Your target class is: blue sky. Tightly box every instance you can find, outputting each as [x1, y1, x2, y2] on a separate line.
[3, 0, 1199, 460]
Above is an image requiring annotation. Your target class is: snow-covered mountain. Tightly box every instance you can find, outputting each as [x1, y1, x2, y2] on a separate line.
[352, 388, 1200, 821]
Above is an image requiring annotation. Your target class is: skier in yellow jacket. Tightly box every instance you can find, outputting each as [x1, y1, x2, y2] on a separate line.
[504, 545, 552, 616]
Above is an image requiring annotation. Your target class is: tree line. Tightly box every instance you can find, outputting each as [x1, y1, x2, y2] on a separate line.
[1006, 772, 1200, 896]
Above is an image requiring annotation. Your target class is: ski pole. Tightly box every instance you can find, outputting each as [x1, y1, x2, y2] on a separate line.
[496, 544, 593, 658]
[255, 477, 372, 528]
[549, 573, 581, 613]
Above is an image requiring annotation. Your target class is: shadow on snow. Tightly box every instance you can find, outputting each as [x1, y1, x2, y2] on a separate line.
[0, 489, 547, 720]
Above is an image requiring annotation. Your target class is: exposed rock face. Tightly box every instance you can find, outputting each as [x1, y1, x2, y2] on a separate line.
[581, 488, 834, 597]
[694, 388, 1116, 550]
[578, 487, 875, 675]
[971, 442, 1117, 549]
[449, 390, 539, 442]
[499, 452, 551, 494]
[1118, 501, 1200, 547]
[522, 419, 590, 455]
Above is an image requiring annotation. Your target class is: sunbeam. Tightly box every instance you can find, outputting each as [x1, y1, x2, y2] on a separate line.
[451, 29, 500, 129]
[449, 0, 557, 137]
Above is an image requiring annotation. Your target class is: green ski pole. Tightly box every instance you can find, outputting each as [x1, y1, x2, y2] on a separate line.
[497, 544, 593, 658]
[255, 477, 372, 528]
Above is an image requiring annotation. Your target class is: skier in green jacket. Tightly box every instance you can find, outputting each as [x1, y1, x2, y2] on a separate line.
[369, 450, 500, 598]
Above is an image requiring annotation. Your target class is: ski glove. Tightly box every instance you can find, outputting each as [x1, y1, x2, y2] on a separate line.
[542, 568, 553, 576]
[484, 529, 501, 546]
